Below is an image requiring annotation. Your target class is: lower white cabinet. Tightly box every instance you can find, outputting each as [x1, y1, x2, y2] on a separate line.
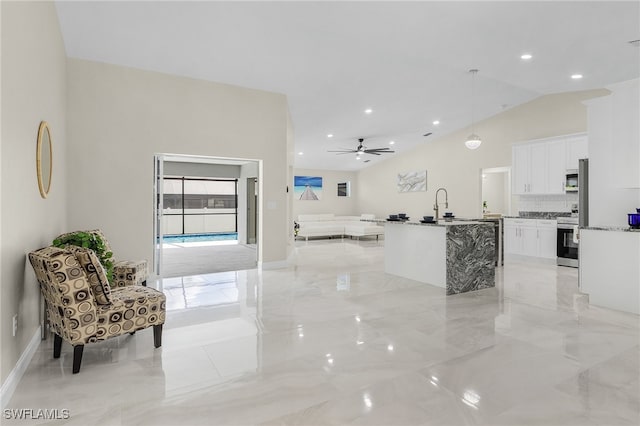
[504, 218, 557, 259]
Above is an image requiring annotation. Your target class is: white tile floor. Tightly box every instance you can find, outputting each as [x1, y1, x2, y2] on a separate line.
[6, 238, 640, 425]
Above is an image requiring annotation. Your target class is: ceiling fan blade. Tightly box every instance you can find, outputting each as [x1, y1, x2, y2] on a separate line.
[327, 150, 356, 153]
[364, 149, 394, 154]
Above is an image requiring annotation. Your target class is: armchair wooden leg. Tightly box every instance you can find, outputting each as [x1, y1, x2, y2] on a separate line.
[53, 334, 62, 359]
[72, 345, 84, 374]
[153, 324, 163, 348]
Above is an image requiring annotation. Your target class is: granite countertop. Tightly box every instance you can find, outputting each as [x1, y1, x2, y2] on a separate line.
[503, 211, 573, 219]
[582, 226, 640, 233]
[371, 219, 492, 227]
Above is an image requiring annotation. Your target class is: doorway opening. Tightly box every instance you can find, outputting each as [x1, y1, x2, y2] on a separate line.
[480, 166, 512, 217]
[154, 154, 261, 278]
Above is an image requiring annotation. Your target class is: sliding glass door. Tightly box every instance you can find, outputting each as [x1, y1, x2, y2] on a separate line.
[162, 177, 238, 236]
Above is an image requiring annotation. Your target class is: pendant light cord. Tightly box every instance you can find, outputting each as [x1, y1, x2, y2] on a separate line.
[470, 69, 478, 135]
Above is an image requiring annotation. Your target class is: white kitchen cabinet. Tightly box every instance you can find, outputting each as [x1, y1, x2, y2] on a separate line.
[512, 143, 547, 195]
[536, 220, 558, 259]
[504, 221, 520, 254]
[565, 135, 588, 170]
[521, 226, 538, 256]
[504, 218, 557, 259]
[512, 145, 530, 195]
[529, 143, 547, 194]
[547, 140, 567, 194]
[504, 218, 536, 256]
[512, 134, 584, 195]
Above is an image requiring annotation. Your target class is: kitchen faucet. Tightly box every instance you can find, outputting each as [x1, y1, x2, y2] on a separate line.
[434, 187, 449, 220]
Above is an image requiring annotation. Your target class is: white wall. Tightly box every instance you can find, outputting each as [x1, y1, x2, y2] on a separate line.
[1, 1, 67, 386]
[66, 59, 290, 264]
[286, 111, 295, 251]
[293, 168, 359, 219]
[356, 90, 609, 221]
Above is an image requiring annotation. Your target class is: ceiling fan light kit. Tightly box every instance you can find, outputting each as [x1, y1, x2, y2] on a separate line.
[465, 69, 482, 150]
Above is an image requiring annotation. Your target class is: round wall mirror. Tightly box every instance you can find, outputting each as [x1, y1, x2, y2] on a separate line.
[36, 121, 53, 198]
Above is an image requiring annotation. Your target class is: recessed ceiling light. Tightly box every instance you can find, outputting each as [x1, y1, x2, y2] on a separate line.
[356, 156, 361, 160]
[364, 109, 373, 114]
[298, 152, 303, 155]
[432, 120, 440, 125]
[520, 53, 533, 60]
[571, 74, 583, 79]
[389, 141, 395, 145]
[327, 134, 333, 138]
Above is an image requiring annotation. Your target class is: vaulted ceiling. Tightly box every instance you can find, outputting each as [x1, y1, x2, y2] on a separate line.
[55, 1, 640, 171]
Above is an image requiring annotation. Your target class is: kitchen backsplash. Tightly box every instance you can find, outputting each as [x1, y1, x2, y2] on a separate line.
[516, 193, 579, 213]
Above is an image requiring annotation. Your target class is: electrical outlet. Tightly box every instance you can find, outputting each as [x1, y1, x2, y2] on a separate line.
[12, 315, 18, 337]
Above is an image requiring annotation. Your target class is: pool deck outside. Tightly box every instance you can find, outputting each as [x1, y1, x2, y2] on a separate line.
[163, 233, 239, 248]
[163, 240, 239, 249]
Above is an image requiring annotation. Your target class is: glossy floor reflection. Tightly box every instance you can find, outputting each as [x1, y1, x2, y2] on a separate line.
[7, 239, 640, 425]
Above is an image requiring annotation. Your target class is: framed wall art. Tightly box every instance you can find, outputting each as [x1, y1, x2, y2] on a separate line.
[397, 170, 427, 193]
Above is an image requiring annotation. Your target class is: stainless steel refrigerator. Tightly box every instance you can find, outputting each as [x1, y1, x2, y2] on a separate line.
[579, 158, 589, 228]
[578, 158, 588, 286]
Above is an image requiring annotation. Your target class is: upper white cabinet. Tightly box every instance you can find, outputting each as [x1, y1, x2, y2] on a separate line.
[547, 139, 567, 194]
[512, 133, 586, 195]
[512, 145, 531, 195]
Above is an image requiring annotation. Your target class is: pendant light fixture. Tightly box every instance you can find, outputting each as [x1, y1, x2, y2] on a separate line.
[465, 69, 482, 150]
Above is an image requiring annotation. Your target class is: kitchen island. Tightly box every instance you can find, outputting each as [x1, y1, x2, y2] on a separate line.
[380, 220, 496, 295]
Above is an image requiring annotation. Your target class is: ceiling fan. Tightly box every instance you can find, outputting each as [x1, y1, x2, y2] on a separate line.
[328, 138, 395, 156]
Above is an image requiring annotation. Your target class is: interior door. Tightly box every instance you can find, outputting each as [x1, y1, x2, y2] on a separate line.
[153, 154, 164, 276]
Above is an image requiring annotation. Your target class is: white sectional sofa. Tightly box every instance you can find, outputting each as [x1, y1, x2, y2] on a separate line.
[296, 213, 384, 241]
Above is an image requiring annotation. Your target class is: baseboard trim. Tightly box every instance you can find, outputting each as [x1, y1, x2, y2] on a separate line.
[1, 326, 42, 409]
[260, 260, 289, 270]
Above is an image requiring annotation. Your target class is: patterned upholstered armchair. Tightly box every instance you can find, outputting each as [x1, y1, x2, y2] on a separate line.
[55, 229, 148, 287]
[29, 246, 166, 373]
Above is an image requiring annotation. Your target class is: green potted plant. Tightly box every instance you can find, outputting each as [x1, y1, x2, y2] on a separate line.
[53, 231, 114, 283]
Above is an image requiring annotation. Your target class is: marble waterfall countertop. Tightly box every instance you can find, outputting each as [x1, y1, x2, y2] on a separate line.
[381, 219, 496, 295]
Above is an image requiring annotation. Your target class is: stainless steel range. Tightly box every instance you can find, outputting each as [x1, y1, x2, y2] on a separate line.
[557, 216, 578, 267]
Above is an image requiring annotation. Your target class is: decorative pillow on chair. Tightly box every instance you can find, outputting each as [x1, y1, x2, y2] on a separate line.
[66, 245, 112, 305]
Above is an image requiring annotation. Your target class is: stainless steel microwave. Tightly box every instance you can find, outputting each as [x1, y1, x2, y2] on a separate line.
[565, 170, 578, 192]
